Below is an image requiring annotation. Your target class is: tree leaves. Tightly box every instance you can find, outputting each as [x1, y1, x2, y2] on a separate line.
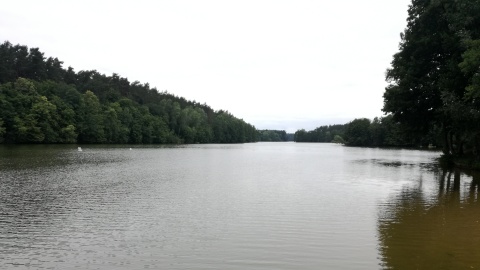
[0, 41, 259, 144]
[383, 0, 480, 155]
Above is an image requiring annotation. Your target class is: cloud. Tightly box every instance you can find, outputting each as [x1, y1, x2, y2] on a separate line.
[0, 0, 410, 131]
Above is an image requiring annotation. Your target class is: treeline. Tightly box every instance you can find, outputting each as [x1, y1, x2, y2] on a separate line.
[0, 41, 257, 144]
[297, 0, 480, 157]
[342, 116, 437, 147]
[294, 115, 436, 147]
[295, 124, 346, 143]
[257, 130, 294, 142]
[383, 0, 480, 158]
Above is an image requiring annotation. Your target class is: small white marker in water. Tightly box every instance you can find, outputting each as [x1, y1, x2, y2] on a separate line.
[78, 147, 82, 152]
[129, 148, 132, 150]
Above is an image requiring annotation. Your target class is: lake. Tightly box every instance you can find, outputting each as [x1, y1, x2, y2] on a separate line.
[1, 143, 479, 269]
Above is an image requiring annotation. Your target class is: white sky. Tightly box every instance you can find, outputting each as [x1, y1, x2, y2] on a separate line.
[0, 0, 410, 133]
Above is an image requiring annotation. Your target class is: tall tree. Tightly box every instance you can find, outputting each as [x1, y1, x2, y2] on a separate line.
[383, 0, 480, 154]
[344, 118, 371, 146]
[0, 41, 16, 83]
[0, 118, 6, 143]
[26, 47, 47, 81]
[45, 57, 65, 82]
[0, 42, 258, 144]
[77, 90, 105, 143]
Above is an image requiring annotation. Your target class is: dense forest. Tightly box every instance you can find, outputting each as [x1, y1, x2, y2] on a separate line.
[294, 124, 346, 144]
[383, 0, 480, 164]
[257, 130, 293, 142]
[293, 115, 424, 147]
[297, 0, 480, 162]
[3, 0, 479, 157]
[0, 41, 257, 144]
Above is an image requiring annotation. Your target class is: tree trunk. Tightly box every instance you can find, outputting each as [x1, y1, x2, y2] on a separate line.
[449, 131, 454, 155]
[442, 126, 450, 155]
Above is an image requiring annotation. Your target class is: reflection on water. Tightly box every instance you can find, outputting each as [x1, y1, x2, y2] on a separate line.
[3, 144, 477, 269]
[378, 169, 480, 269]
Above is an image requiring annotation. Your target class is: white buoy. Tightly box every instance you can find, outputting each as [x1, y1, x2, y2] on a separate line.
[129, 148, 132, 150]
[78, 147, 82, 152]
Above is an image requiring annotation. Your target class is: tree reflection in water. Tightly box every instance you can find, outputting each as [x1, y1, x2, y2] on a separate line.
[378, 169, 480, 269]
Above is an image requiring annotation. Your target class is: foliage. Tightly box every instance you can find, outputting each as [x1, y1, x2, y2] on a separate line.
[298, 0, 480, 152]
[344, 118, 371, 146]
[383, 0, 480, 156]
[331, 135, 345, 144]
[295, 115, 420, 147]
[0, 41, 257, 144]
[257, 130, 291, 142]
[294, 124, 346, 143]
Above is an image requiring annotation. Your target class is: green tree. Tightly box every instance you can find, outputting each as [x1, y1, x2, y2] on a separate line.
[294, 129, 309, 142]
[0, 118, 6, 143]
[0, 41, 17, 83]
[45, 57, 65, 82]
[61, 124, 77, 143]
[0, 42, 258, 145]
[149, 115, 172, 143]
[77, 90, 105, 143]
[31, 95, 59, 143]
[13, 45, 29, 79]
[344, 118, 371, 146]
[332, 135, 345, 144]
[104, 103, 126, 143]
[0, 86, 16, 142]
[383, 0, 480, 155]
[369, 117, 384, 147]
[258, 130, 285, 142]
[13, 114, 44, 142]
[26, 47, 47, 81]
[49, 95, 77, 143]
[380, 115, 410, 147]
[6, 78, 48, 143]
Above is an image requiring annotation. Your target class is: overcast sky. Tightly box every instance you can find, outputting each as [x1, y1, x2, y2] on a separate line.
[1, 0, 411, 132]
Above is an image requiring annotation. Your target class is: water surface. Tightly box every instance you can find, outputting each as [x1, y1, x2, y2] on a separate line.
[0, 143, 478, 269]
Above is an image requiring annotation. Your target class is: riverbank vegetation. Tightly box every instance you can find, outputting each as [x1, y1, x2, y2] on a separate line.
[257, 130, 294, 142]
[383, 0, 480, 166]
[294, 115, 428, 147]
[0, 41, 257, 144]
[294, 124, 346, 144]
[297, 0, 480, 168]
